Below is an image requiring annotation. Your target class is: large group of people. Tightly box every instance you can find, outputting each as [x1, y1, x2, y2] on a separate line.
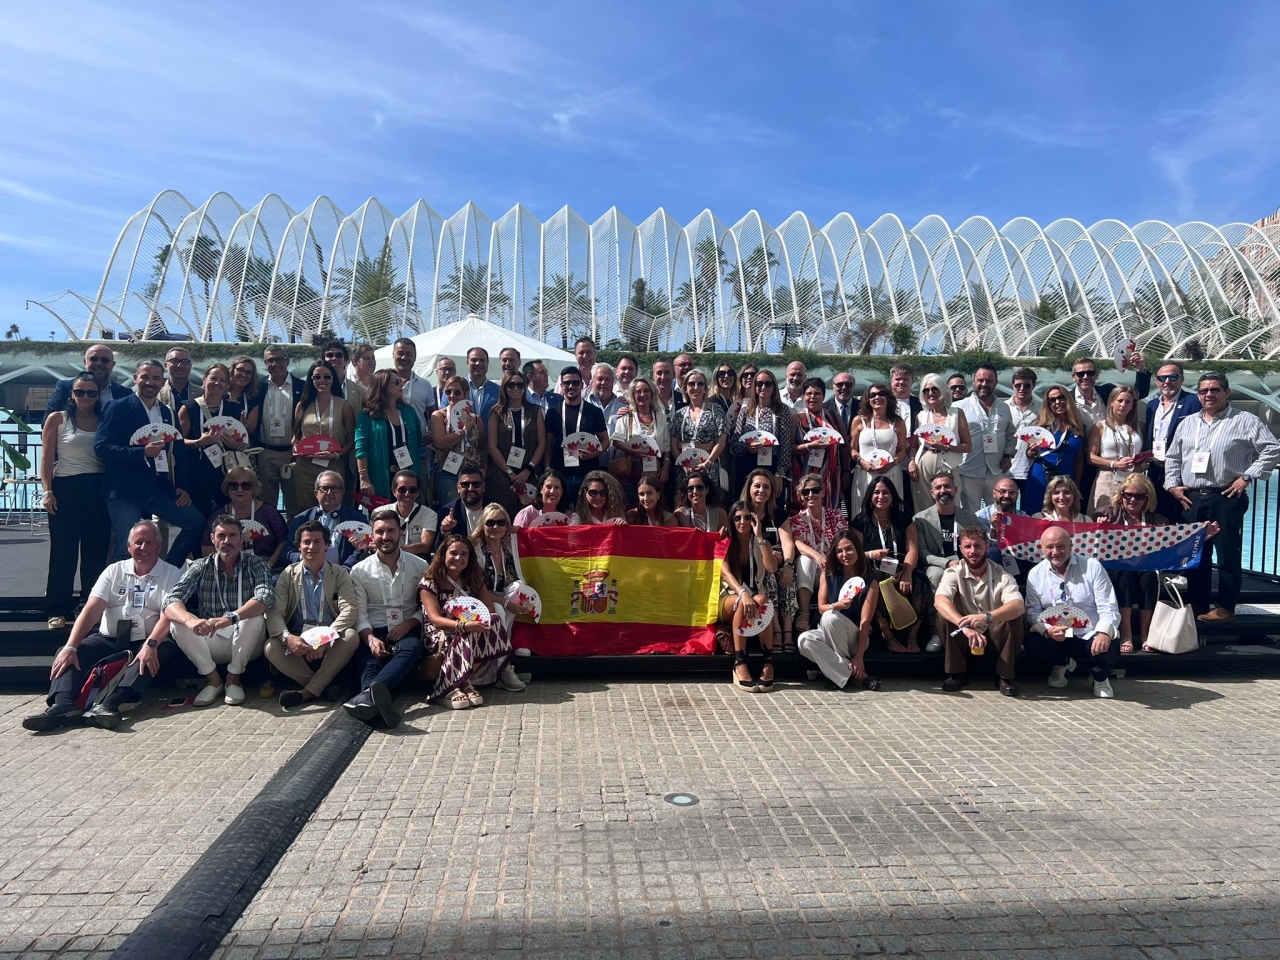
[25, 342, 1280, 733]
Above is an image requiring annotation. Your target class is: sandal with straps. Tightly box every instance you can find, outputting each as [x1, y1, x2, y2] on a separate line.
[732, 652, 757, 692]
[449, 689, 472, 710]
[756, 651, 775, 692]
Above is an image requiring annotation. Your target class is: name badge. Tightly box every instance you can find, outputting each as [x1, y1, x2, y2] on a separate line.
[129, 617, 144, 641]
[203, 445, 223, 468]
[130, 585, 146, 609]
[312, 456, 332, 467]
[807, 449, 825, 470]
[507, 446, 525, 469]
[270, 415, 285, 431]
[756, 448, 773, 467]
[983, 432, 998, 453]
[1191, 451, 1210, 475]
[443, 450, 464, 474]
[1152, 439, 1166, 461]
[564, 451, 580, 469]
[302, 620, 321, 632]
[387, 608, 403, 625]
[393, 445, 413, 469]
[643, 455, 659, 473]
[154, 450, 170, 473]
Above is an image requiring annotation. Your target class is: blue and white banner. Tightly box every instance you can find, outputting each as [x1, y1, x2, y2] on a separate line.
[997, 515, 1209, 571]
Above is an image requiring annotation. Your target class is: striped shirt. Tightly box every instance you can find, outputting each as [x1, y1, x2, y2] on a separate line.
[1164, 406, 1280, 489]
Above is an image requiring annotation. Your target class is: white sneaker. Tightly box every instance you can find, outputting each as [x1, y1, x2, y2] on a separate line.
[514, 647, 532, 657]
[1092, 678, 1115, 699]
[193, 684, 224, 706]
[1047, 666, 1069, 688]
[497, 664, 527, 692]
[224, 684, 246, 705]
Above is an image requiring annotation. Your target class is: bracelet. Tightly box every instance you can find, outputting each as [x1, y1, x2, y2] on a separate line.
[60, 644, 76, 653]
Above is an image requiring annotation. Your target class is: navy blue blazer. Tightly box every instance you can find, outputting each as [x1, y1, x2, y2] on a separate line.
[1099, 368, 1151, 404]
[255, 374, 307, 447]
[46, 378, 133, 417]
[1144, 389, 1201, 452]
[284, 504, 370, 569]
[94, 394, 190, 501]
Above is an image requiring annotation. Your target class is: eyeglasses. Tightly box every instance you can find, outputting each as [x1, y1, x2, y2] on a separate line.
[226, 481, 255, 491]
[72, 389, 99, 398]
[458, 481, 482, 489]
[266, 357, 289, 365]
[686, 483, 706, 492]
[506, 381, 526, 390]
[484, 519, 508, 528]
[1048, 395, 1068, 404]
[1155, 374, 1181, 383]
[1013, 382, 1033, 389]
[167, 358, 192, 366]
[834, 382, 853, 390]
[1121, 492, 1147, 501]
[1197, 387, 1224, 396]
[756, 382, 775, 390]
[312, 375, 333, 382]
[867, 392, 886, 400]
[394, 486, 418, 495]
[86, 356, 112, 365]
[687, 381, 706, 390]
[922, 387, 940, 395]
[316, 484, 343, 492]
[740, 373, 755, 381]
[1072, 370, 1097, 379]
[444, 389, 464, 398]
[563, 380, 582, 388]
[585, 488, 606, 498]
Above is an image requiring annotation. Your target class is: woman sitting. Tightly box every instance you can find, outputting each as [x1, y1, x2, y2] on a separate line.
[740, 467, 799, 652]
[718, 500, 778, 693]
[389, 469, 437, 558]
[200, 467, 288, 566]
[514, 469, 580, 527]
[850, 477, 926, 654]
[1033, 476, 1089, 523]
[430, 375, 487, 506]
[575, 470, 627, 525]
[468, 504, 537, 650]
[674, 467, 727, 535]
[796, 531, 880, 689]
[789, 473, 846, 632]
[626, 474, 677, 526]
[419, 534, 522, 710]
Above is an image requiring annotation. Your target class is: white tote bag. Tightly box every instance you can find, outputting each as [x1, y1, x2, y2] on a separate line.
[1145, 575, 1199, 654]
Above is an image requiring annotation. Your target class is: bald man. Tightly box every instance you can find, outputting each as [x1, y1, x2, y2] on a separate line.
[1024, 526, 1120, 698]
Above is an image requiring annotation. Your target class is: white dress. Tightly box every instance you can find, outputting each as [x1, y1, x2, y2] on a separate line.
[851, 417, 902, 510]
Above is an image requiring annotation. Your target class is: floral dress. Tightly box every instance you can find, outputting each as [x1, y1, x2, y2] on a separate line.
[672, 403, 728, 493]
[422, 578, 513, 699]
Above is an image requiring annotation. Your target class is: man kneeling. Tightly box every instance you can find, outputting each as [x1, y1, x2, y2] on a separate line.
[24, 521, 183, 731]
[163, 514, 274, 706]
[934, 525, 1026, 696]
[265, 520, 360, 709]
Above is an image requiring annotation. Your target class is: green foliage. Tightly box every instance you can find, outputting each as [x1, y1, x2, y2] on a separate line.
[0, 407, 32, 472]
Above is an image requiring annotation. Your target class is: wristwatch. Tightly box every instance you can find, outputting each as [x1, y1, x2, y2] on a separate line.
[226, 611, 240, 625]
[145, 639, 160, 649]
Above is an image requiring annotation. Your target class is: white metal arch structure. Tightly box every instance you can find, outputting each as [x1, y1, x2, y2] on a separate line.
[49, 192, 1280, 358]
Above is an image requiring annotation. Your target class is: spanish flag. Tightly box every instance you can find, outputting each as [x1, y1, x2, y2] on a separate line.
[514, 526, 728, 655]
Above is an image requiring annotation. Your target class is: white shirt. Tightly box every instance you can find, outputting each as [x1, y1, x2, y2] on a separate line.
[89, 557, 183, 642]
[142, 397, 164, 426]
[351, 549, 428, 632]
[1073, 387, 1105, 430]
[785, 389, 807, 412]
[398, 372, 433, 434]
[1007, 400, 1039, 479]
[955, 394, 1016, 477]
[262, 377, 294, 443]
[1025, 553, 1119, 639]
[1151, 398, 1178, 461]
[464, 506, 484, 537]
[397, 504, 439, 545]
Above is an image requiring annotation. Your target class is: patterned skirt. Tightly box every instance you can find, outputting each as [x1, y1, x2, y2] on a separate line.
[427, 619, 513, 701]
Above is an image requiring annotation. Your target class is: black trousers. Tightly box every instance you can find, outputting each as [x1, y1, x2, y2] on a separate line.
[1026, 630, 1120, 680]
[1185, 488, 1248, 613]
[45, 473, 111, 618]
[46, 631, 173, 707]
[1147, 463, 1185, 523]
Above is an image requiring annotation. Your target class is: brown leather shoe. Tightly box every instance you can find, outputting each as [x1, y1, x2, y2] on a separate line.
[1197, 608, 1235, 623]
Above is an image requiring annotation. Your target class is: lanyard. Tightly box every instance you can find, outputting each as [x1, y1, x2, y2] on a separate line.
[747, 536, 758, 589]
[876, 520, 896, 555]
[391, 420, 405, 449]
[399, 504, 421, 543]
[216, 561, 244, 614]
[313, 399, 333, 437]
[507, 409, 524, 449]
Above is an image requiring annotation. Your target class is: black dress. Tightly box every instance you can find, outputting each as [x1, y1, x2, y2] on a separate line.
[180, 397, 245, 518]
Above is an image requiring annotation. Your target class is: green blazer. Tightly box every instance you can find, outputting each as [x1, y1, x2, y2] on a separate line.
[355, 402, 422, 498]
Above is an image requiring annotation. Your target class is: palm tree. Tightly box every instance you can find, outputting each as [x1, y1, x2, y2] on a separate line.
[724, 244, 778, 350]
[436, 262, 511, 322]
[326, 238, 406, 345]
[672, 237, 727, 351]
[530, 273, 593, 346]
[620, 278, 670, 352]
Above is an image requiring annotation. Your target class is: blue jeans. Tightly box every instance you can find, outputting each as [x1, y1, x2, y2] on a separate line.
[106, 493, 207, 566]
[355, 628, 424, 692]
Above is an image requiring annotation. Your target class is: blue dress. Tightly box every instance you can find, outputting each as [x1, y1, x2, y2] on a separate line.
[1022, 428, 1083, 515]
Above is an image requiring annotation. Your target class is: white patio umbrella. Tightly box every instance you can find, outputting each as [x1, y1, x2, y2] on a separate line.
[372, 314, 579, 379]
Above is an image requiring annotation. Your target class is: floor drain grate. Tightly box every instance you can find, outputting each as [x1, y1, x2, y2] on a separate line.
[663, 792, 699, 806]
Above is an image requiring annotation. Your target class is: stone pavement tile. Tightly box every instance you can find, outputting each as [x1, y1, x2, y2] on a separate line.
[0, 691, 329, 955]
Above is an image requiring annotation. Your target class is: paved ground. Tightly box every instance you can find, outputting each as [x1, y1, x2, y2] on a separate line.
[4, 669, 1280, 959]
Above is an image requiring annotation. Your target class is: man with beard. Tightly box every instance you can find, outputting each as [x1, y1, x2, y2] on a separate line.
[976, 477, 1030, 583]
[346, 509, 428, 728]
[652, 358, 683, 417]
[934, 526, 1026, 696]
[498, 347, 522, 379]
[163, 514, 274, 707]
[914, 473, 981, 653]
[95, 360, 205, 565]
[438, 466, 492, 538]
[589, 363, 625, 422]
[784, 360, 808, 411]
[954, 363, 1017, 512]
[465, 346, 500, 432]
[545, 367, 608, 504]
[391, 338, 436, 435]
[285, 471, 370, 569]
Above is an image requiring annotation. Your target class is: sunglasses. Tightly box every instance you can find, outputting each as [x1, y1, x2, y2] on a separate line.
[716, 370, 733, 378]
[922, 387, 940, 395]
[1197, 387, 1224, 396]
[1121, 492, 1147, 500]
[266, 357, 290, 365]
[1073, 370, 1097, 379]
[563, 380, 582, 388]
[1048, 395, 1068, 403]
[800, 488, 822, 497]
[316, 484, 343, 492]
[867, 392, 886, 400]
[394, 486, 418, 495]
[458, 481, 482, 489]
[834, 382, 853, 390]
[585, 488, 607, 498]
[756, 382, 775, 390]
[444, 390, 464, 398]
[740, 373, 755, 381]
[484, 519, 508, 528]
[1155, 374, 1181, 383]
[226, 481, 254, 491]
[86, 357, 112, 365]
[506, 381, 526, 389]
[1013, 382, 1033, 389]
[72, 389, 99, 398]
[686, 483, 706, 492]
[323, 353, 345, 361]
[312, 375, 333, 381]
[732, 515, 754, 524]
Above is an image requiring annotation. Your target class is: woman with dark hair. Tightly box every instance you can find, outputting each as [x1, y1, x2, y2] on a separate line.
[796, 531, 880, 689]
[355, 370, 422, 501]
[792, 377, 843, 513]
[178, 362, 247, 518]
[718, 499, 778, 692]
[429, 374, 486, 506]
[740, 467, 799, 652]
[1022, 385, 1085, 515]
[674, 467, 727, 535]
[487, 370, 546, 517]
[851, 476, 926, 653]
[227, 355, 262, 439]
[291, 360, 355, 511]
[40, 372, 109, 628]
[514, 469, 579, 527]
[200, 466, 287, 565]
[729, 368, 795, 505]
[849, 380, 907, 508]
[626, 474, 677, 526]
[419, 534, 518, 710]
[575, 470, 627, 525]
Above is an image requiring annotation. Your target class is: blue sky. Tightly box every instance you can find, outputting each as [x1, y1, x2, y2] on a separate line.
[2, 0, 1278, 338]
